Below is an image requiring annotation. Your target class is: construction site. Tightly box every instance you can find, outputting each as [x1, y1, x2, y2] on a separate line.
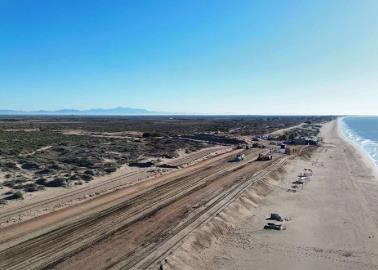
[0, 116, 330, 270]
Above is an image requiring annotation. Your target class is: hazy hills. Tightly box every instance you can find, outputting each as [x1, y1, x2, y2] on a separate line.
[0, 107, 162, 115]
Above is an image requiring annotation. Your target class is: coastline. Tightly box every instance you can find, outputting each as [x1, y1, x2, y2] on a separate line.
[337, 117, 378, 179]
[164, 119, 378, 270]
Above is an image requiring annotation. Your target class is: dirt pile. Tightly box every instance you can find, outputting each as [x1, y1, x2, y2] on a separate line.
[162, 171, 285, 270]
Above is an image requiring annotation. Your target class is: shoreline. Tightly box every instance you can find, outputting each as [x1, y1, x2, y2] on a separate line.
[337, 117, 378, 179]
[163, 120, 378, 269]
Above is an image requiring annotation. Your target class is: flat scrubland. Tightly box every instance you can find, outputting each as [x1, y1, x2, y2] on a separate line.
[0, 115, 332, 202]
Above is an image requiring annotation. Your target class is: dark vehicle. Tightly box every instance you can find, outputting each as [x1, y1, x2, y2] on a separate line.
[264, 223, 285, 230]
[267, 213, 283, 222]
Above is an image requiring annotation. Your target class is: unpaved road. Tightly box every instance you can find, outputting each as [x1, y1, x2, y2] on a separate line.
[0, 147, 279, 270]
[185, 120, 378, 270]
[0, 146, 229, 228]
[0, 142, 310, 270]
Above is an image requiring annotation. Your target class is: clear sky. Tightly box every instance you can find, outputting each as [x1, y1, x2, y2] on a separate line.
[1, 0, 378, 115]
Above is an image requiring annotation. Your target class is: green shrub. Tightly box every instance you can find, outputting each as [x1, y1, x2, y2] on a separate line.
[142, 132, 161, 138]
[8, 191, 24, 200]
[3, 180, 16, 188]
[45, 178, 67, 187]
[104, 166, 116, 173]
[36, 177, 47, 185]
[81, 174, 93, 181]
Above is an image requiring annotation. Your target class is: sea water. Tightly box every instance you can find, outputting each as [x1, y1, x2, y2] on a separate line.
[341, 116, 378, 168]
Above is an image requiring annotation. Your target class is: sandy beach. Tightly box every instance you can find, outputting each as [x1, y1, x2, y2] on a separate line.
[1, 119, 376, 270]
[164, 119, 378, 270]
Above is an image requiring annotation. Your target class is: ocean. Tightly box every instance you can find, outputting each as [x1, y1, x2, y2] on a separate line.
[341, 116, 378, 168]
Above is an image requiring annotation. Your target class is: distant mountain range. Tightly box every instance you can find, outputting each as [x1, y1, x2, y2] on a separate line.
[0, 107, 166, 115]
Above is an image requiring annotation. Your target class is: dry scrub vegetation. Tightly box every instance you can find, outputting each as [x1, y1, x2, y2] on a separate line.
[0, 115, 333, 200]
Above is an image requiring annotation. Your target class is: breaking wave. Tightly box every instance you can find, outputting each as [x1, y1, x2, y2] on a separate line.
[340, 117, 378, 169]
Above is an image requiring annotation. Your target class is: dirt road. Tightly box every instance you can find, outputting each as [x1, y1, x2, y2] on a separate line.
[0, 146, 297, 270]
[0, 146, 229, 228]
[176, 120, 378, 270]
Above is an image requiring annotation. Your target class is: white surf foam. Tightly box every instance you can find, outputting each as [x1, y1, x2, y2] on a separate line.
[340, 118, 378, 169]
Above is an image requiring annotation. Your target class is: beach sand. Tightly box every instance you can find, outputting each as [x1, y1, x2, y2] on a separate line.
[164, 120, 378, 270]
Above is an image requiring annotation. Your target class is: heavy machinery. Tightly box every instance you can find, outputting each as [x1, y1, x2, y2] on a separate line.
[257, 152, 272, 161]
[235, 153, 245, 162]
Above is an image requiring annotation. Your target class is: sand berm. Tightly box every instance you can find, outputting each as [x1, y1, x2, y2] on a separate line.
[162, 119, 378, 270]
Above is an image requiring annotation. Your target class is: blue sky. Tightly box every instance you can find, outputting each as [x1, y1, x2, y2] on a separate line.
[1, 0, 378, 115]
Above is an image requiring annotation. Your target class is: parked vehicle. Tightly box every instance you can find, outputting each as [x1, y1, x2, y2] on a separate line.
[264, 223, 286, 230]
[267, 213, 283, 222]
[235, 153, 245, 162]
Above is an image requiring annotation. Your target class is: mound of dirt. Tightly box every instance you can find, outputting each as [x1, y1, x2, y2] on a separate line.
[162, 172, 285, 270]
